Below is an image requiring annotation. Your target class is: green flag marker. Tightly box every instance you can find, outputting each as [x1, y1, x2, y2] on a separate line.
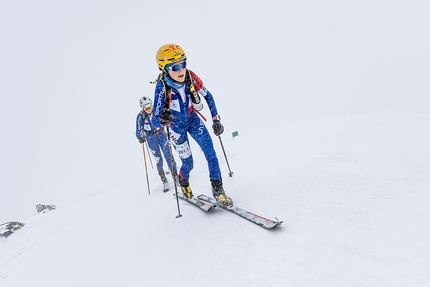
[232, 131, 239, 139]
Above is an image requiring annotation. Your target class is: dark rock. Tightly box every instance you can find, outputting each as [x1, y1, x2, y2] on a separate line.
[0, 221, 25, 238]
[36, 204, 57, 214]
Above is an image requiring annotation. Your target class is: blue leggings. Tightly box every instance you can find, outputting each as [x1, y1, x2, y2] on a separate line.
[146, 131, 176, 173]
[169, 116, 221, 181]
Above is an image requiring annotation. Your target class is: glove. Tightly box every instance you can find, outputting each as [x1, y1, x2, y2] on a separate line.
[212, 120, 224, 136]
[159, 109, 173, 126]
[139, 135, 146, 143]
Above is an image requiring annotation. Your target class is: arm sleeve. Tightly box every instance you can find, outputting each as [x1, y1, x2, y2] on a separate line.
[135, 113, 143, 139]
[200, 87, 218, 118]
[189, 70, 219, 118]
[152, 81, 166, 129]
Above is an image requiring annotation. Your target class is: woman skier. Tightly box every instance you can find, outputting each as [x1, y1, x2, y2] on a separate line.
[136, 96, 178, 192]
[150, 43, 232, 206]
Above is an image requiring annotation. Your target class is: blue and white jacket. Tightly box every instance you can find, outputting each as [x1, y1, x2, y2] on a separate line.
[152, 70, 219, 130]
[135, 111, 158, 139]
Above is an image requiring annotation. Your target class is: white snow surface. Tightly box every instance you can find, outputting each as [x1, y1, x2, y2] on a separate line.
[1, 111, 430, 286]
[1, 0, 430, 286]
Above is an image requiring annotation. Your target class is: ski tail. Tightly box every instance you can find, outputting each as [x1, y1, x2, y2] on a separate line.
[176, 193, 216, 212]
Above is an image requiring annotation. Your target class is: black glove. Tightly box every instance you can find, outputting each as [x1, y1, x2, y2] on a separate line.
[159, 109, 173, 126]
[212, 121, 224, 136]
[139, 135, 146, 143]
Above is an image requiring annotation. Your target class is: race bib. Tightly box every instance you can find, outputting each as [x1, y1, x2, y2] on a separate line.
[175, 141, 192, 159]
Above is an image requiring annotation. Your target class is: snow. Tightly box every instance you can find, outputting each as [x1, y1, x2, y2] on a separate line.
[1, 1, 430, 286]
[1, 111, 429, 286]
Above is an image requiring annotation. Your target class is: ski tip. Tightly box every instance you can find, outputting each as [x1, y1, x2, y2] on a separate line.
[271, 220, 284, 230]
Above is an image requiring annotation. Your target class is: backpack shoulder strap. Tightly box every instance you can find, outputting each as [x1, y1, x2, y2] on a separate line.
[186, 70, 201, 105]
[187, 70, 203, 90]
[151, 73, 172, 111]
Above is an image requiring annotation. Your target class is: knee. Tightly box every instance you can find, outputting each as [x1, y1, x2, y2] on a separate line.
[182, 157, 194, 170]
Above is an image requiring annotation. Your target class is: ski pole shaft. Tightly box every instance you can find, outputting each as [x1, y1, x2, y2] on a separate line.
[145, 141, 154, 169]
[141, 143, 151, 195]
[166, 125, 182, 218]
[218, 136, 233, 177]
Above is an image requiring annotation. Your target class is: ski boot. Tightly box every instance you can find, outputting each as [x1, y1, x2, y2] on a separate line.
[178, 176, 193, 199]
[211, 179, 233, 206]
[158, 170, 169, 193]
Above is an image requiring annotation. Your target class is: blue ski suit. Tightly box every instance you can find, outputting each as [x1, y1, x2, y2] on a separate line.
[135, 111, 177, 173]
[151, 70, 221, 181]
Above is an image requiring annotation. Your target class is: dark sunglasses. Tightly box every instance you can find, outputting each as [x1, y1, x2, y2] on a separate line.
[169, 61, 187, 72]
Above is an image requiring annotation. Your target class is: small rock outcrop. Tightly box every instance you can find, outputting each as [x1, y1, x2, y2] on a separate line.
[36, 204, 57, 214]
[0, 221, 25, 238]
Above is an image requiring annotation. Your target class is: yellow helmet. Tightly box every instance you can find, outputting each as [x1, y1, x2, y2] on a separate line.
[156, 43, 186, 71]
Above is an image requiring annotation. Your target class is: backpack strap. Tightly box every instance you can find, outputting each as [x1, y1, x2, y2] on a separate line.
[186, 70, 201, 105]
[151, 72, 172, 111]
[150, 71, 203, 119]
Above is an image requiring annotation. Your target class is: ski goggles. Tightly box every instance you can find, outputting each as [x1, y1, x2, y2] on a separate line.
[168, 61, 187, 72]
[144, 106, 152, 112]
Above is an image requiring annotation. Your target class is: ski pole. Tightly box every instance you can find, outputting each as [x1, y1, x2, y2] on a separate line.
[145, 141, 154, 169]
[166, 125, 182, 218]
[218, 135, 234, 177]
[141, 143, 151, 195]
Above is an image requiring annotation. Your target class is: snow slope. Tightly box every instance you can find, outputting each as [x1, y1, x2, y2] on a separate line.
[2, 0, 430, 223]
[1, 1, 430, 285]
[1, 111, 429, 287]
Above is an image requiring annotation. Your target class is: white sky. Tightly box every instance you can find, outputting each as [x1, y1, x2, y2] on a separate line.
[1, 0, 429, 222]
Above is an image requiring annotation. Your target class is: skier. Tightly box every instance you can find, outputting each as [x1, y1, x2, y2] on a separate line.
[136, 96, 178, 192]
[151, 43, 232, 206]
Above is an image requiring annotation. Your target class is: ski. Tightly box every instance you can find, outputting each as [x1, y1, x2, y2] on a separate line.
[175, 192, 217, 212]
[197, 194, 283, 230]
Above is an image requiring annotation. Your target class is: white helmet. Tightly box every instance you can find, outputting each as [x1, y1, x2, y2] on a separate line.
[139, 96, 153, 109]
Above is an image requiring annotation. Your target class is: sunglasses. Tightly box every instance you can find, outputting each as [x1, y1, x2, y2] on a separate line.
[169, 61, 187, 72]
